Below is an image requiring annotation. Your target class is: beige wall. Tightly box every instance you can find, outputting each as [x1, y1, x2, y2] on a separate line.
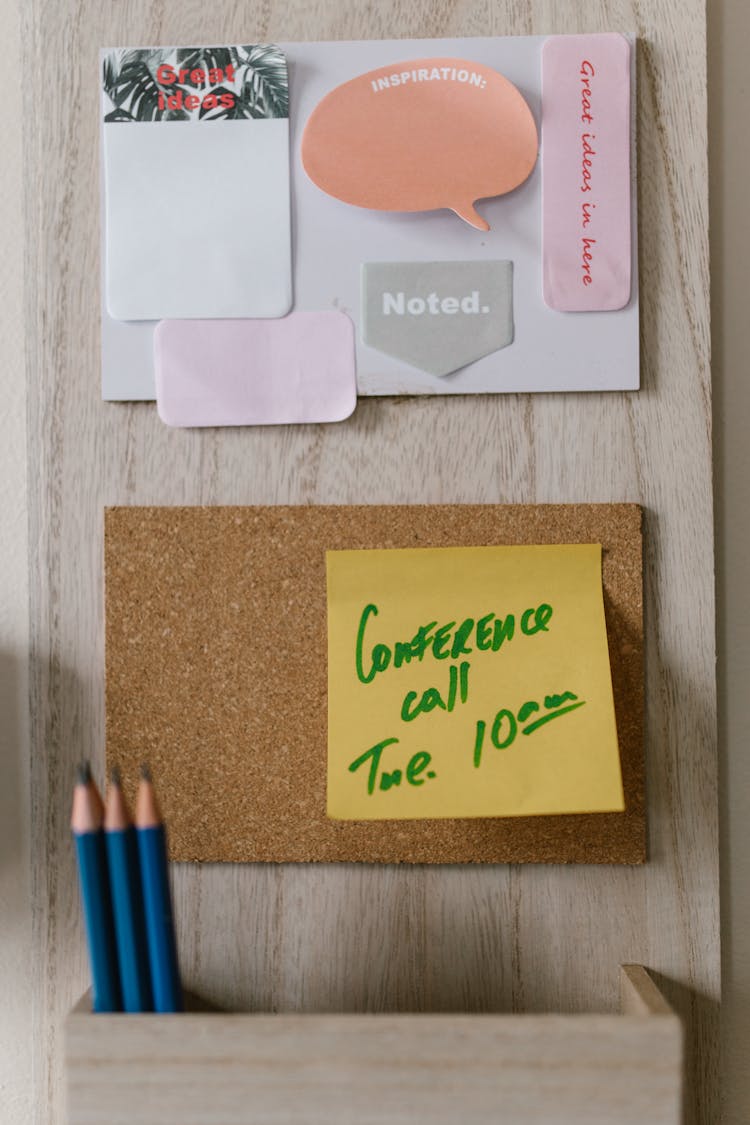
[0, 0, 31, 1118]
[1, 2, 746, 1120]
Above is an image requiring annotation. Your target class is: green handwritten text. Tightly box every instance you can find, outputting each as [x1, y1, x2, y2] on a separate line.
[401, 661, 470, 723]
[355, 602, 553, 685]
[348, 737, 437, 795]
[473, 691, 585, 766]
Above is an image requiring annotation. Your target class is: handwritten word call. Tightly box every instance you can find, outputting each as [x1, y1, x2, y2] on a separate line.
[579, 59, 598, 287]
[347, 600, 586, 797]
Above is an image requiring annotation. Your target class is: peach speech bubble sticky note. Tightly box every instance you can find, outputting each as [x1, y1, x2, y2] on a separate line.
[301, 58, 539, 231]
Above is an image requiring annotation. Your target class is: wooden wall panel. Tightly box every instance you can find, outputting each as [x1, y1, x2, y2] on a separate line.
[23, 1, 716, 1121]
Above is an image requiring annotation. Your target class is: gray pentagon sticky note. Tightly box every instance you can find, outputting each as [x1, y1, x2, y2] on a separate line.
[362, 260, 513, 377]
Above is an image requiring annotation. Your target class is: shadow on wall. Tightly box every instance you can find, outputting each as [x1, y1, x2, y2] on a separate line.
[0, 649, 29, 876]
[708, 1, 750, 1124]
[649, 970, 719, 1125]
[0, 647, 32, 1122]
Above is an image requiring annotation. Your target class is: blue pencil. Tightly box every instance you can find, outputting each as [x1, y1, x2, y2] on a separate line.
[104, 769, 153, 1012]
[135, 766, 183, 1013]
[71, 763, 122, 1013]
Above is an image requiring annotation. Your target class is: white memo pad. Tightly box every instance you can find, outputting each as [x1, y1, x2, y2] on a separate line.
[101, 45, 292, 323]
[104, 121, 292, 320]
[101, 35, 638, 400]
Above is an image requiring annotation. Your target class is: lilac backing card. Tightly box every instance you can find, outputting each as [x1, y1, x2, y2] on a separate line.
[154, 312, 356, 427]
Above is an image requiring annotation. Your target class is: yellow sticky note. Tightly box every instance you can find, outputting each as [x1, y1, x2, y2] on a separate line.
[326, 544, 624, 820]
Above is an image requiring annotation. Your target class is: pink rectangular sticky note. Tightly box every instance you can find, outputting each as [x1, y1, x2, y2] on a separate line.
[542, 33, 632, 312]
[154, 312, 357, 427]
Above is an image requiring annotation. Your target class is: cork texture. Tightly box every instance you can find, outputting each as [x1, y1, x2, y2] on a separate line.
[104, 504, 644, 864]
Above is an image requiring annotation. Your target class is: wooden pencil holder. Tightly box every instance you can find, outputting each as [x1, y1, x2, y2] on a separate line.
[65, 964, 682, 1125]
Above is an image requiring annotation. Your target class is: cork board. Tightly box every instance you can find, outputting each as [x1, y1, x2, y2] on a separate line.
[105, 504, 644, 864]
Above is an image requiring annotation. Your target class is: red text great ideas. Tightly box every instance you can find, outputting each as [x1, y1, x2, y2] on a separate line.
[579, 59, 597, 287]
[155, 62, 237, 113]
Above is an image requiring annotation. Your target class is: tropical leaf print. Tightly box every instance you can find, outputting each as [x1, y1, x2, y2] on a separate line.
[102, 45, 288, 122]
[238, 45, 289, 117]
[174, 46, 237, 74]
[102, 48, 172, 122]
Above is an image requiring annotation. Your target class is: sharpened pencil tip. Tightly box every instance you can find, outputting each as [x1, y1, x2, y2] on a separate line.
[110, 765, 122, 786]
[71, 762, 103, 833]
[135, 764, 162, 828]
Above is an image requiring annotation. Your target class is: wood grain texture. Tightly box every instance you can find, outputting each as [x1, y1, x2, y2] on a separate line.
[22, 1, 716, 1123]
[105, 503, 644, 865]
[65, 968, 683, 1125]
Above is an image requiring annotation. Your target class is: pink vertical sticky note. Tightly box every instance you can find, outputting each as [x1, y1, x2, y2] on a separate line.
[154, 312, 357, 428]
[542, 33, 632, 312]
